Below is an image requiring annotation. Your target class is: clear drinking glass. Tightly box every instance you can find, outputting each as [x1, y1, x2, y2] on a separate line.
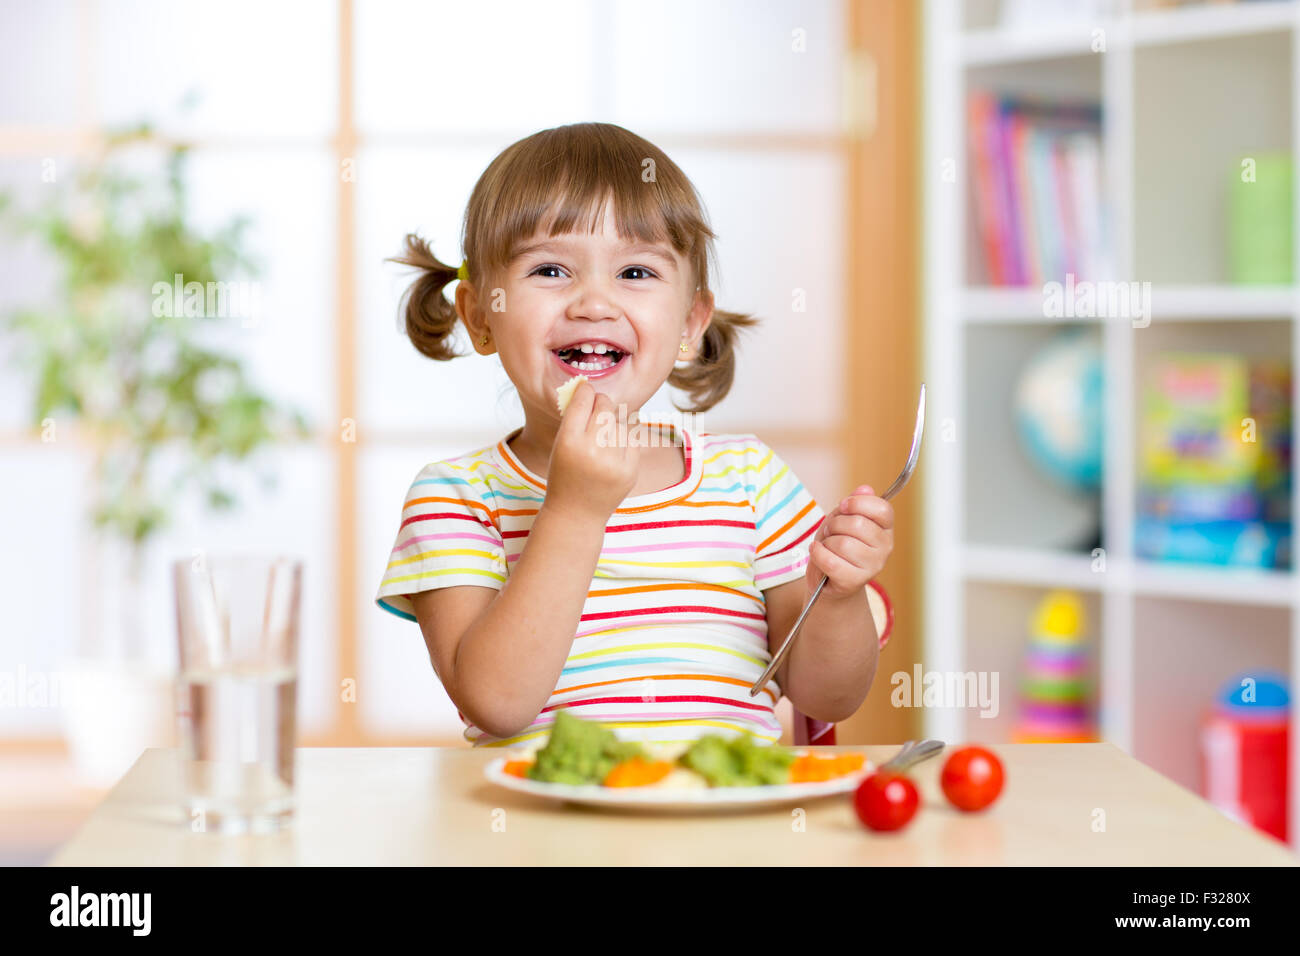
[172, 553, 302, 833]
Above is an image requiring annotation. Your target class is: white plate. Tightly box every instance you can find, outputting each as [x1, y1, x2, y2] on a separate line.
[483, 752, 876, 813]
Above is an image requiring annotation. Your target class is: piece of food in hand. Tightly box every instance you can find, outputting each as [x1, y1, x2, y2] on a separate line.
[854, 773, 919, 831]
[555, 374, 589, 415]
[940, 746, 1004, 812]
[526, 710, 644, 785]
[679, 731, 795, 787]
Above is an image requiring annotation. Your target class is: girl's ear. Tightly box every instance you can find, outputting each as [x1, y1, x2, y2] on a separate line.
[456, 283, 494, 355]
[685, 287, 715, 343]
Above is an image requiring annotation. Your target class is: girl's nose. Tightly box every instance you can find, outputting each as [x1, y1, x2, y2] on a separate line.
[567, 276, 621, 321]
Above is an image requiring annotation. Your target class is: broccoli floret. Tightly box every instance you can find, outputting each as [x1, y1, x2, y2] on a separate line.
[679, 735, 742, 786]
[680, 730, 795, 787]
[527, 711, 644, 785]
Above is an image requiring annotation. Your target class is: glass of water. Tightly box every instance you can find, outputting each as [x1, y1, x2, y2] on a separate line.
[172, 553, 302, 833]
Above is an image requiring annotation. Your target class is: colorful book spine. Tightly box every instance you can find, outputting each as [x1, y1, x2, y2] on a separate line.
[1065, 133, 1104, 279]
[1030, 129, 1061, 281]
[1011, 113, 1041, 284]
[995, 98, 1027, 285]
[1052, 138, 1077, 279]
[967, 93, 1005, 285]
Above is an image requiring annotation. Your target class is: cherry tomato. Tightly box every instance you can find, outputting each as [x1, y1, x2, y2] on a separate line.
[940, 746, 1004, 812]
[853, 773, 919, 831]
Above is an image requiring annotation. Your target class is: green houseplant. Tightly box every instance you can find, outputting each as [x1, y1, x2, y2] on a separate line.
[0, 122, 312, 782]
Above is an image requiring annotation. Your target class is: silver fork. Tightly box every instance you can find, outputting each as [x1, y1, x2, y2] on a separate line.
[876, 738, 945, 774]
[749, 383, 926, 697]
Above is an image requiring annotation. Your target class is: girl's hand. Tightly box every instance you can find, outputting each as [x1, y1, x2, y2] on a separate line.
[805, 484, 894, 600]
[545, 380, 641, 521]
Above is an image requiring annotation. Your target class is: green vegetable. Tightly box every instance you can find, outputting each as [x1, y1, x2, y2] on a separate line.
[679, 731, 796, 787]
[676, 728, 795, 790]
[527, 711, 645, 785]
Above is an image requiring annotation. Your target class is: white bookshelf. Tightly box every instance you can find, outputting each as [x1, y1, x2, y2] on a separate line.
[924, 0, 1300, 852]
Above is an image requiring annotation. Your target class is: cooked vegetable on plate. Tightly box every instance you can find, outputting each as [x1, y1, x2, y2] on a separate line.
[501, 711, 867, 789]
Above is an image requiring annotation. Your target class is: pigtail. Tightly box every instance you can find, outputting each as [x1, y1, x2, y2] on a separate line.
[667, 307, 760, 414]
[386, 233, 464, 361]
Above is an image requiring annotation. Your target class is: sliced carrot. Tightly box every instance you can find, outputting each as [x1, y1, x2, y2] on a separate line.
[789, 752, 867, 783]
[790, 754, 832, 783]
[503, 759, 533, 778]
[833, 753, 866, 774]
[603, 757, 674, 787]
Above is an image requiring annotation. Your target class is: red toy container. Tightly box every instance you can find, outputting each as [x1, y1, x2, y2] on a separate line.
[1199, 675, 1289, 844]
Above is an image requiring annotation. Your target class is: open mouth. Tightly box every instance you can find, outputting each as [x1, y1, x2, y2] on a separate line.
[552, 343, 628, 373]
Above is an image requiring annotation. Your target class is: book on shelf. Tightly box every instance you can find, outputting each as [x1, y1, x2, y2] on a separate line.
[967, 92, 1108, 286]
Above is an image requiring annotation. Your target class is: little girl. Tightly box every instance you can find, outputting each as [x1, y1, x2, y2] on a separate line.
[375, 122, 894, 748]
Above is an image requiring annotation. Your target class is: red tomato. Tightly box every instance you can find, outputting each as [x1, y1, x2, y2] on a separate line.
[940, 746, 1004, 812]
[853, 773, 919, 831]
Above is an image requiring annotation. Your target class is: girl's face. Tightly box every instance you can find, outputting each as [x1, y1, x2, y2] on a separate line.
[465, 204, 713, 423]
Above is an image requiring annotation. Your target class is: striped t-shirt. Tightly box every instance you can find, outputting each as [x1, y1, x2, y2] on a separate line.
[374, 420, 826, 748]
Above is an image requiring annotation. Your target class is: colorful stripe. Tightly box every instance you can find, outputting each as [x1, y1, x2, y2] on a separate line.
[374, 428, 826, 747]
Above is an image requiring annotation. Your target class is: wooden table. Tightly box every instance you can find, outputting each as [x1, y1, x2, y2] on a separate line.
[50, 744, 1297, 866]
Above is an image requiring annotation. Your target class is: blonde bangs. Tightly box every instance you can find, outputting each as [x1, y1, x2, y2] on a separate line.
[463, 123, 716, 290]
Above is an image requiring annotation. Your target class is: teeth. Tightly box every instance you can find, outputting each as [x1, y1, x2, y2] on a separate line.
[555, 343, 624, 373]
[559, 342, 622, 354]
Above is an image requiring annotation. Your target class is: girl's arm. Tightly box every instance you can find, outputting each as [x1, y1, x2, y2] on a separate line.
[763, 579, 878, 724]
[412, 500, 609, 740]
[412, 383, 638, 741]
[762, 484, 892, 724]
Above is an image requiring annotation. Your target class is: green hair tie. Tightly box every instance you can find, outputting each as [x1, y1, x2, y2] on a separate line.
[457, 259, 470, 282]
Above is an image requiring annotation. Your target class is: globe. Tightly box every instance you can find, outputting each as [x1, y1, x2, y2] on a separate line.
[1014, 332, 1104, 493]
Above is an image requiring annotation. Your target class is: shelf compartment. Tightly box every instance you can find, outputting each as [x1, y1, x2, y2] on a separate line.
[1132, 318, 1292, 574]
[1134, 28, 1292, 285]
[964, 322, 1105, 553]
[965, 59, 1105, 287]
[962, 581, 1104, 746]
[1131, 594, 1291, 803]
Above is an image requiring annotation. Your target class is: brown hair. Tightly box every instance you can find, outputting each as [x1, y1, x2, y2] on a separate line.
[386, 122, 758, 414]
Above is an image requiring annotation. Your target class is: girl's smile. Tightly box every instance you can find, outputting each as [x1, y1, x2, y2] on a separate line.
[550, 340, 630, 378]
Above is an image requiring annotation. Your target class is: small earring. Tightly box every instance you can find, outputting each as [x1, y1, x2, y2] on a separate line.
[679, 340, 690, 354]
[480, 332, 490, 347]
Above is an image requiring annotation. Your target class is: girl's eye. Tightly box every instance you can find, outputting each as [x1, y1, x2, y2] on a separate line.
[528, 264, 658, 280]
